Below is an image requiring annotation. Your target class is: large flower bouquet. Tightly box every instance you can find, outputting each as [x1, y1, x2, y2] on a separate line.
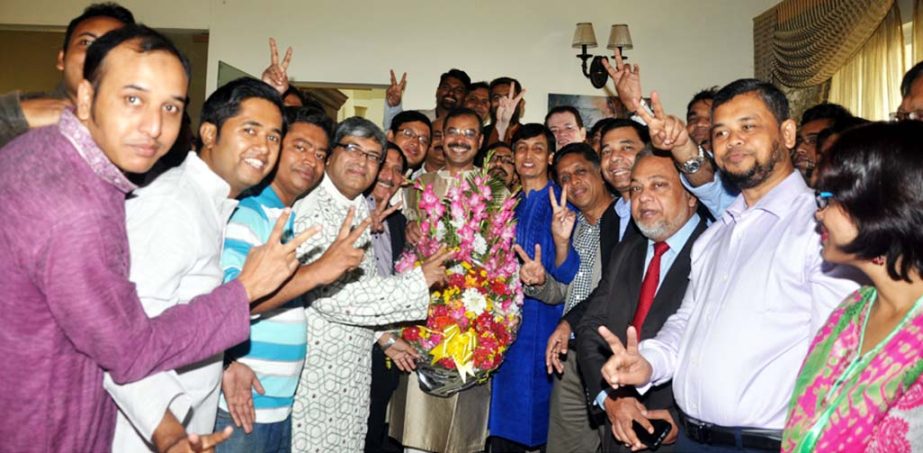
[396, 166, 523, 397]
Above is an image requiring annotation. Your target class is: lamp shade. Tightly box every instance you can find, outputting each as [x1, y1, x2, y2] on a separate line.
[572, 22, 598, 48]
[607, 24, 633, 50]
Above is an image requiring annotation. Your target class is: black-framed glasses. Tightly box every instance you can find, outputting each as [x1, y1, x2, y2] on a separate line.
[815, 190, 834, 210]
[398, 128, 430, 146]
[337, 142, 382, 163]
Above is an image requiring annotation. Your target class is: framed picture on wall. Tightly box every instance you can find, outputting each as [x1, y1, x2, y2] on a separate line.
[547, 93, 646, 130]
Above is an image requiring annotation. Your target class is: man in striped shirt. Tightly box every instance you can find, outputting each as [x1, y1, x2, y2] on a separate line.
[215, 106, 368, 452]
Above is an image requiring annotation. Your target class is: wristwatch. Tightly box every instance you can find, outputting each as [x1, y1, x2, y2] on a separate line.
[380, 335, 397, 352]
[680, 145, 706, 174]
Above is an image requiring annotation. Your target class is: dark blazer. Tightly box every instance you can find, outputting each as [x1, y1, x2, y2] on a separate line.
[560, 199, 638, 329]
[575, 217, 707, 422]
[387, 210, 407, 263]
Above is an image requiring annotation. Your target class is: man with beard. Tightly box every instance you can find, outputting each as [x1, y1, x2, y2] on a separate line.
[486, 141, 516, 190]
[390, 108, 498, 453]
[574, 151, 705, 452]
[290, 117, 451, 452]
[488, 124, 579, 452]
[383, 68, 471, 128]
[464, 81, 491, 124]
[0, 2, 134, 148]
[214, 107, 370, 453]
[791, 103, 852, 184]
[545, 106, 587, 151]
[387, 110, 431, 169]
[597, 79, 859, 451]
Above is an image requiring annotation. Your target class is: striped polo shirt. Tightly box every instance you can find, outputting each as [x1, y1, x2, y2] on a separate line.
[218, 185, 306, 423]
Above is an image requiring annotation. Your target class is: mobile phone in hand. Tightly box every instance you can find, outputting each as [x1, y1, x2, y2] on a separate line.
[632, 418, 671, 450]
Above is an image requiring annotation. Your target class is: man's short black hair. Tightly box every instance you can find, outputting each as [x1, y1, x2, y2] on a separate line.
[901, 60, 923, 98]
[800, 103, 853, 126]
[282, 86, 306, 105]
[545, 105, 584, 128]
[283, 106, 335, 153]
[599, 119, 650, 146]
[713, 78, 789, 125]
[815, 115, 870, 158]
[385, 141, 408, 173]
[468, 81, 489, 92]
[686, 86, 718, 117]
[390, 110, 432, 136]
[63, 3, 135, 52]
[439, 69, 471, 91]
[198, 77, 285, 148]
[553, 142, 601, 183]
[817, 121, 923, 282]
[590, 118, 617, 139]
[512, 123, 555, 152]
[83, 24, 190, 91]
[444, 107, 483, 136]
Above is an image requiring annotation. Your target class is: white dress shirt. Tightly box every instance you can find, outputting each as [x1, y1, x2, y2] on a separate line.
[638, 171, 860, 429]
[104, 152, 238, 450]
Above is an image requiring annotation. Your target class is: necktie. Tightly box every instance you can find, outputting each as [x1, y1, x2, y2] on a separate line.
[630, 242, 670, 336]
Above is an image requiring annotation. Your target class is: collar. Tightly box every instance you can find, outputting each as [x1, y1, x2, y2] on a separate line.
[521, 179, 554, 200]
[254, 184, 287, 209]
[320, 171, 366, 208]
[614, 197, 631, 218]
[723, 170, 807, 223]
[655, 213, 701, 253]
[58, 109, 137, 194]
[182, 152, 233, 206]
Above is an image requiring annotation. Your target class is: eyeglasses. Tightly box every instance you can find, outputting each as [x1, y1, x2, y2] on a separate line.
[445, 127, 479, 139]
[398, 128, 430, 146]
[815, 190, 834, 210]
[337, 142, 382, 163]
[889, 110, 922, 122]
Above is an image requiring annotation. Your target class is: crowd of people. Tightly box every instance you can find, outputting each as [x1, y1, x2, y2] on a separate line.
[1, 2, 922, 453]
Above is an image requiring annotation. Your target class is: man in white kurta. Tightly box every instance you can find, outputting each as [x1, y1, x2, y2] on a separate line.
[290, 118, 432, 452]
[103, 82, 287, 451]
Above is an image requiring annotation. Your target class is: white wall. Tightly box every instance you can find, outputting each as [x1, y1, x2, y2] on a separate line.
[0, 0, 779, 121]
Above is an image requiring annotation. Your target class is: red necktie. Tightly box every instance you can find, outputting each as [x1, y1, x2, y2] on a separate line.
[631, 242, 670, 336]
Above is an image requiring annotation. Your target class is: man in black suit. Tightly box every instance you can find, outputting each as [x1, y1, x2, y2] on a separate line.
[576, 151, 706, 452]
[365, 143, 414, 453]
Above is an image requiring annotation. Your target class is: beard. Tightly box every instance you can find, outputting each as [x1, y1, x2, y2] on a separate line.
[723, 140, 785, 189]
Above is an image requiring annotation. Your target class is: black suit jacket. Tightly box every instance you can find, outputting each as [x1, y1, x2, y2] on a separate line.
[561, 199, 638, 328]
[387, 211, 407, 264]
[575, 217, 707, 412]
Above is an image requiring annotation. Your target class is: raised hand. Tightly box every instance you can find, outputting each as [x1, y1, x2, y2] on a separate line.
[598, 326, 652, 388]
[221, 361, 264, 434]
[606, 396, 653, 451]
[549, 185, 576, 244]
[237, 209, 319, 302]
[370, 200, 402, 234]
[380, 333, 420, 372]
[601, 48, 642, 113]
[514, 244, 546, 287]
[261, 38, 292, 94]
[421, 247, 454, 287]
[545, 320, 571, 374]
[634, 91, 693, 153]
[312, 207, 370, 285]
[495, 82, 526, 139]
[386, 70, 407, 107]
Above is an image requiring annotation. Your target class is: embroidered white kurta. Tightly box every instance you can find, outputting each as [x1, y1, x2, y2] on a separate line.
[290, 175, 429, 452]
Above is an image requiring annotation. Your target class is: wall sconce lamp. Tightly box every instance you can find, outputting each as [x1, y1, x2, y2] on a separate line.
[572, 23, 633, 88]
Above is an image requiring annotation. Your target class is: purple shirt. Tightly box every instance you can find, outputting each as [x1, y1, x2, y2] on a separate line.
[0, 110, 251, 452]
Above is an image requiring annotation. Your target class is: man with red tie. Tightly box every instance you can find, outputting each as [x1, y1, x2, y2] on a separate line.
[575, 150, 706, 452]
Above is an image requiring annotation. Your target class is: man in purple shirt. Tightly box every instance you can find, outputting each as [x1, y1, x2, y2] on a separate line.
[0, 25, 312, 452]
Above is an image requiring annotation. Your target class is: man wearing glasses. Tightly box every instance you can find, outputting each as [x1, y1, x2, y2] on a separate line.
[387, 110, 432, 169]
[289, 117, 451, 452]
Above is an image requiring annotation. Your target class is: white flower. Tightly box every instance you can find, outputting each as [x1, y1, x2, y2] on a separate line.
[461, 288, 487, 313]
[473, 234, 487, 255]
[450, 215, 465, 230]
[449, 264, 465, 275]
[436, 222, 447, 240]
